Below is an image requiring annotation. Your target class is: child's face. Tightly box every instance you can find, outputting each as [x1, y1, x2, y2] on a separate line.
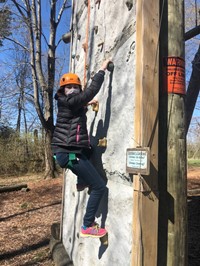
[64, 84, 80, 95]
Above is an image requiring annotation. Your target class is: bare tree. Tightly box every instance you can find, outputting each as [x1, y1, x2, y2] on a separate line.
[185, 0, 200, 135]
[186, 44, 200, 133]
[3, 0, 71, 178]
[0, 1, 11, 46]
[13, 45, 31, 133]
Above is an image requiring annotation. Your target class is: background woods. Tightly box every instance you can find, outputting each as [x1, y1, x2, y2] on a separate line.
[0, 0, 199, 176]
[0, 0, 71, 178]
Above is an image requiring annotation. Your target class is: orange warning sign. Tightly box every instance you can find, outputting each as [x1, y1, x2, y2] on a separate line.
[163, 56, 186, 94]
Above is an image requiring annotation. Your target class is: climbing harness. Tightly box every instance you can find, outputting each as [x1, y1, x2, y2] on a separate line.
[67, 153, 77, 168]
[53, 153, 77, 169]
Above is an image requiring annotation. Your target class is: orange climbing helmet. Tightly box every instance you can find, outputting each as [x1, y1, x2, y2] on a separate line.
[60, 73, 81, 87]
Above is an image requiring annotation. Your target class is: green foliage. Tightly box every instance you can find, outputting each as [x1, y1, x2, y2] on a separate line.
[187, 158, 200, 167]
[0, 132, 45, 175]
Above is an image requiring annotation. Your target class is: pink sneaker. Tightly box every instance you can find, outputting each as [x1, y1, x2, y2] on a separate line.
[80, 222, 107, 238]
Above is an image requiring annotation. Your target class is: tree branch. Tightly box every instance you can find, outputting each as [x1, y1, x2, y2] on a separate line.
[3, 36, 29, 51]
[56, 0, 71, 26]
[11, 0, 28, 18]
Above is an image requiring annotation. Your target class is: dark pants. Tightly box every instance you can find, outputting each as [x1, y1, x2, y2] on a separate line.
[55, 152, 106, 227]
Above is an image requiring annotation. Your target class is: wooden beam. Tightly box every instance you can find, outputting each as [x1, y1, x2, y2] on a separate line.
[158, 0, 187, 265]
[132, 0, 159, 265]
[185, 25, 200, 41]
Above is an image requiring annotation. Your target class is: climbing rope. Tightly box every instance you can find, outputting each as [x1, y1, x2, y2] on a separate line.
[195, 0, 198, 26]
[83, 0, 91, 89]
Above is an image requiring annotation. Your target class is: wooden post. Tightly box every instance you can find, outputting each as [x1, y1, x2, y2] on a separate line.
[158, 0, 187, 265]
[132, 0, 159, 265]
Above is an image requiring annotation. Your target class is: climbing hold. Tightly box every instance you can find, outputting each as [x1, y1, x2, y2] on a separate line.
[92, 101, 99, 112]
[125, 0, 133, 11]
[107, 62, 114, 72]
[95, 0, 101, 9]
[94, 26, 98, 34]
[98, 41, 104, 52]
[98, 41, 104, 47]
[76, 55, 80, 61]
[82, 42, 88, 52]
[84, 0, 88, 5]
[77, 34, 81, 40]
[62, 32, 71, 44]
[98, 137, 107, 147]
[71, 54, 76, 59]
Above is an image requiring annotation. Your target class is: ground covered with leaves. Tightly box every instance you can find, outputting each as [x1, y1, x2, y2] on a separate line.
[187, 167, 200, 266]
[0, 168, 199, 265]
[0, 174, 63, 266]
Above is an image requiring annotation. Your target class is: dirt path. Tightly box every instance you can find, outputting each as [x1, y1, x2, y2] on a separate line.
[0, 168, 199, 265]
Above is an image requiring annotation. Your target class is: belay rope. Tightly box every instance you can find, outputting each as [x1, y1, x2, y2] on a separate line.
[83, 0, 91, 89]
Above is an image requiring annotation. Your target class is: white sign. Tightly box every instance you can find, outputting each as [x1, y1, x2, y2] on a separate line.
[126, 148, 150, 175]
[127, 150, 147, 169]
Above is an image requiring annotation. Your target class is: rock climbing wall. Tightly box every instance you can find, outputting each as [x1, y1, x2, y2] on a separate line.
[62, 1, 136, 265]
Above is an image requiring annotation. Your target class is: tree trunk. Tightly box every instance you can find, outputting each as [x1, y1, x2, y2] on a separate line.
[10, 0, 71, 178]
[16, 96, 22, 132]
[0, 183, 28, 193]
[44, 129, 55, 179]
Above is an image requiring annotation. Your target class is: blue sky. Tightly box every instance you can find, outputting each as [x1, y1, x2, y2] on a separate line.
[0, 0, 199, 132]
[0, 1, 72, 128]
[0, 1, 72, 71]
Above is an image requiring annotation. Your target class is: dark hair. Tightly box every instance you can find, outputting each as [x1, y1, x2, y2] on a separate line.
[56, 86, 65, 97]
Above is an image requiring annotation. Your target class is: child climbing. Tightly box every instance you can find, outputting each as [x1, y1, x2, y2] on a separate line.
[51, 59, 111, 238]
